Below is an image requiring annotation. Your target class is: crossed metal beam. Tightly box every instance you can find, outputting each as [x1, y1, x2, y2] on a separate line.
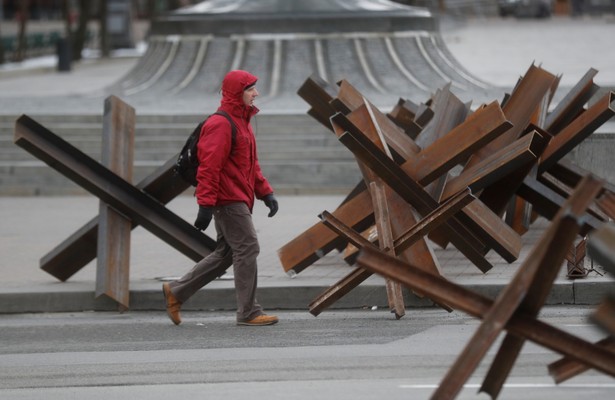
[356, 175, 615, 399]
[13, 103, 217, 308]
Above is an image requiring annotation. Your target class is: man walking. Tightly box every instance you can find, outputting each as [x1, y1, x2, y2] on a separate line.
[163, 70, 279, 326]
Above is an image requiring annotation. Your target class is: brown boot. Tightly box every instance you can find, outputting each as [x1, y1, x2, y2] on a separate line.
[237, 314, 278, 326]
[162, 283, 182, 325]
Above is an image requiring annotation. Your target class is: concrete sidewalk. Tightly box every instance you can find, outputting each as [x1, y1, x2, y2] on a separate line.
[0, 195, 612, 314]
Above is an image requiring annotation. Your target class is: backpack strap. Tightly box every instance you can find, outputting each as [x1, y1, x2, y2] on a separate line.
[211, 110, 237, 147]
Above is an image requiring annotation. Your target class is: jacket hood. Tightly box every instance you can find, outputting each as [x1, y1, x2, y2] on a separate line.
[221, 70, 258, 115]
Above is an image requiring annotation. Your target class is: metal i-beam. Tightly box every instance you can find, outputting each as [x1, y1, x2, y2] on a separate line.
[544, 68, 599, 134]
[96, 96, 136, 308]
[277, 187, 374, 274]
[539, 91, 615, 174]
[477, 175, 604, 399]
[40, 157, 196, 282]
[309, 188, 473, 316]
[356, 247, 615, 395]
[518, 176, 603, 234]
[14, 115, 215, 266]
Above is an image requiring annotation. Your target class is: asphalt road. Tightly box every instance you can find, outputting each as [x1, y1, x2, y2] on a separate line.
[1, 306, 613, 399]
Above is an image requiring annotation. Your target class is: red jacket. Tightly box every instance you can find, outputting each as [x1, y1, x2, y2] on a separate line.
[195, 70, 273, 211]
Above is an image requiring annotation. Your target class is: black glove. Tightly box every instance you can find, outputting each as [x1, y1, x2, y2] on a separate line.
[194, 206, 213, 231]
[263, 194, 278, 217]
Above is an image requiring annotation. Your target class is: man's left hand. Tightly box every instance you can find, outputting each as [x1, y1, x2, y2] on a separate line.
[263, 194, 279, 217]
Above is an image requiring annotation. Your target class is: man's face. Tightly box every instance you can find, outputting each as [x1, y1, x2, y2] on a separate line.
[243, 86, 259, 107]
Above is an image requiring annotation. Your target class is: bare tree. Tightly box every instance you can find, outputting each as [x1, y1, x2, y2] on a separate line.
[14, 0, 30, 62]
[0, 20, 5, 64]
[99, 0, 109, 58]
[72, 0, 90, 61]
[147, 0, 157, 22]
[62, 0, 72, 45]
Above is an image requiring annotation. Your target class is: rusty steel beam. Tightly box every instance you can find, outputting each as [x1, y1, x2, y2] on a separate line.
[14, 115, 217, 272]
[436, 175, 603, 399]
[517, 176, 603, 234]
[414, 83, 469, 150]
[332, 107, 526, 269]
[597, 192, 615, 220]
[370, 181, 405, 319]
[335, 119, 493, 272]
[538, 172, 609, 222]
[478, 175, 604, 398]
[472, 126, 551, 219]
[414, 102, 434, 128]
[96, 96, 136, 309]
[356, 246, 615, 399]
[387, 98, 423, 139]
[334, 100, 523, 263]
[277, 187, 374, 273]
[40, 156, 192, 282]
[440, 130, 546, 202]
[547, 159, 615, 194]
[544, 222, 615, 383]
[548, 336, 615, 384]
[539, 91, 615, 174]
[544, 68, 599, 134]
[334, 80, 421, 159]
[297, 74, 338, 129]
[310, 187, 473, 316]
[408, 102, 513, 186]
[467, 64, 557, 170]
[308, 211, 378, 316]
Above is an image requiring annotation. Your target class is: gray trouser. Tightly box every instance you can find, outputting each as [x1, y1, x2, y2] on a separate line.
[168, 202, 263, 322]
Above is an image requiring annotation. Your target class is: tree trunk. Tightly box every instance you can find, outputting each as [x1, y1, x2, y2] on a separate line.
[72, 0, 89, 61]
[0, 21, 5, 64]
[62, 0, 72, 46]
[99, 0, 109, 58]
[147, 0, 157, 22]
[14, 0, 30, 62]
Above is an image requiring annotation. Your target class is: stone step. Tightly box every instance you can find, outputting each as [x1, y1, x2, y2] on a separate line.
[0, 159, 360, 196]
[0, 111, 359, 195]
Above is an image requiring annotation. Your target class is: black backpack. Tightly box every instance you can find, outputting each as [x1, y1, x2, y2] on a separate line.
[174, 110, 237, 187]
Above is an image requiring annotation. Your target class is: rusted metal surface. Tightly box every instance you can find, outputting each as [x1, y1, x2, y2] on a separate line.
[96, 96, 136, 309]
[440, 130, 547, 201]
[310, 189, 473, 316]
[538, 91, 615, 174]
[39, 157, 192, 282]
[356, 246, 615, 380]
[466, 64, 557, 170]
[544, 68, 599, 134]
[277, 187, 373, 273]
[335, 116, 491, 272]
[332, 105, 527, 269]
[443, 175, 604, 399]
[545, 223, 615, 384]
[548, 336, 615, 384]
[284, 67, 613, 341]
[565, 237, 588, 278]
[370, 181, 405, 319]
[329, 84, 523, 263]
[517, 176, 603, 234]
[13, 115, 216, 273]
[414, 84, 469, 150]
[356, 177, 615, 398]
[386, 97, 423, 139]
[548, 159, 615, 194]
[296, 73, 338, 129]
